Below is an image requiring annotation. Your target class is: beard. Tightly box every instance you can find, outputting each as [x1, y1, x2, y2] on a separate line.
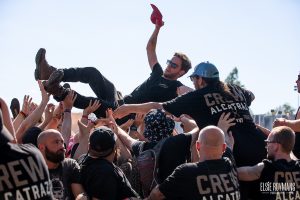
[45, 146, 65, 163]
[163, 71, 177, 79]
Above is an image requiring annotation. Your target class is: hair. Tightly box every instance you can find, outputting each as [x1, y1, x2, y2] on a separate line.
[272, 126, 295, 153]
[174, 52, 192, 73]
[202, 77, 234, 101]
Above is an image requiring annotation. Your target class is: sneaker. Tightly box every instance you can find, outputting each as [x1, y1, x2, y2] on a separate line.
[34, 48, 56, 80]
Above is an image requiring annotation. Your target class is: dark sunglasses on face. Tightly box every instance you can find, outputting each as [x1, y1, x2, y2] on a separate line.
[190, 75, 200, 82]
[166, 60, 178, 68]
[264, 139, 280, 145]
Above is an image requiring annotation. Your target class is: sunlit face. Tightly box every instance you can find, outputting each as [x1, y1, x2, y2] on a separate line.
[43, 132, 65, 163]
[265, 134, 278, 160]
[190, 75, 202, 90]
[163, 56, 184, 80]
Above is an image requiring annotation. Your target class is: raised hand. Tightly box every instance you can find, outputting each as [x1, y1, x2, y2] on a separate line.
[83, 100, 101, 116]
[38, 80, 50, 104]
[217, 113, 236, 134]
[21, 95, 32, 117]
[62, 90, 77, 110]
[217, 113, 235, 149]
[44, 103, 55, 122]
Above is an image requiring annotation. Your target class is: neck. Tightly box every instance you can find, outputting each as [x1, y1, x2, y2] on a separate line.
[162, 74, 178, 81]
[88, 151, 115, 163]
[198, 151, 222, 162]
[274, 152, 291, 162]
[46, 160, 60, 169]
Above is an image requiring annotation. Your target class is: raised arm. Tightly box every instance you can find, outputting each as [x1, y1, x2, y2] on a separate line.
[38, 103, 55, 130]
[113, 102, 162, 119]
[0, 97, 15, 139]
[237, 162, 264, 181]
[13, 95, 32, 131]
[146, 20, 164, 70]
[273, 118, 300, 132]
[61, 90, 77, 147]
[16, 81, 49, 143]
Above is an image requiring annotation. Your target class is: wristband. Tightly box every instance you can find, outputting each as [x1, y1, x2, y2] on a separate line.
[64, 109, 71, 113]
[20, 111, 27, 118]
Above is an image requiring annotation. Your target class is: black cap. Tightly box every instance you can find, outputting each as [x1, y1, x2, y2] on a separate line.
[89, 127, 116, 157]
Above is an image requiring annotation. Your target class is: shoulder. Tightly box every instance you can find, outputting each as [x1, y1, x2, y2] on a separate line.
[151, 63, 163, 75]
[173, 162, 198, 175]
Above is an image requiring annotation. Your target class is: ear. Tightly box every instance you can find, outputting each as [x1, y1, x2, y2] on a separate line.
[196, 141, 200, 151]
[38, 144, 45, 151]
[222, 143, 226, 153]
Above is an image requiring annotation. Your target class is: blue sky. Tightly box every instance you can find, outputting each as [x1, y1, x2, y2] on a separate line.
[0, 0, 299, 114]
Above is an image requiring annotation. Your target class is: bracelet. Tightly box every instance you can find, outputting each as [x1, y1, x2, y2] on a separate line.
[82, 115, 88, 119]
[64, 109, 71, 113]
[19, 111, 27, 118]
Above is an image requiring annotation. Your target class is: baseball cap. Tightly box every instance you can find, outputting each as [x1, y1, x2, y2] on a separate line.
[189, 62, 219, 78]
[143, 109, 175, 143]
[150, 4, 163, 26]
[89, 126, 116, 157]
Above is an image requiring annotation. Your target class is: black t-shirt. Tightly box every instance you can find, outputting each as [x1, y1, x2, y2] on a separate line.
[162, 84, 267, 166]
[49, 158, 81, 200]
[80, 156, 139, 200]
[159, 148, 240, 200]
[259, 159, 300, 200]
[0, 143, 53, 200]
[294, 107, 300, 158]
[132, 141, 158, 157]
[158, 134, 192, 182]
[124, 63, 183, 104]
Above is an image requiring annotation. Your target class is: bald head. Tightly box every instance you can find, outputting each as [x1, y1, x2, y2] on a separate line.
[37, 129, 62, 145]
[198, 126, 225, 147]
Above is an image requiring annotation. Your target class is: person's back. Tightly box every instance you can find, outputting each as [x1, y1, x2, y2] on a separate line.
[259, 159, 300, 199]
[159, 154, 240, 199]
[162, 63, 267, 167]
[0, 116, 53, 199]
[81, 156, 137, 200]
[238, 126, 300, 200]
[147, 125, 240, 200]
[80, 127, 139, 200]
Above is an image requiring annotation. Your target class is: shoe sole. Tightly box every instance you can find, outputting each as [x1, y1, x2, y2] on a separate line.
[47, 70, 64, 86]
[34, 48, 46, 80]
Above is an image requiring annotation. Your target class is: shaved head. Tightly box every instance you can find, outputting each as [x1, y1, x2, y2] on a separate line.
[37, 129, 62, 145]
[198, 126, 225, 147]
[196, 126, 226, 161]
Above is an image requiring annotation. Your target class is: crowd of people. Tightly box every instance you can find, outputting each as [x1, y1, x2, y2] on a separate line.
[1, 15, 300, 200]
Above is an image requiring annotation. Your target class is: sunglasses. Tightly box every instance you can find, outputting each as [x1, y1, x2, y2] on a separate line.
[190, 75, 200, 82]
[166, 60, 178, 68]
[264, 139, 280, 145]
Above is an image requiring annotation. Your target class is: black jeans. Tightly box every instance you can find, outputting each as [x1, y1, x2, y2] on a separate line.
[62, 67, 118, 118]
